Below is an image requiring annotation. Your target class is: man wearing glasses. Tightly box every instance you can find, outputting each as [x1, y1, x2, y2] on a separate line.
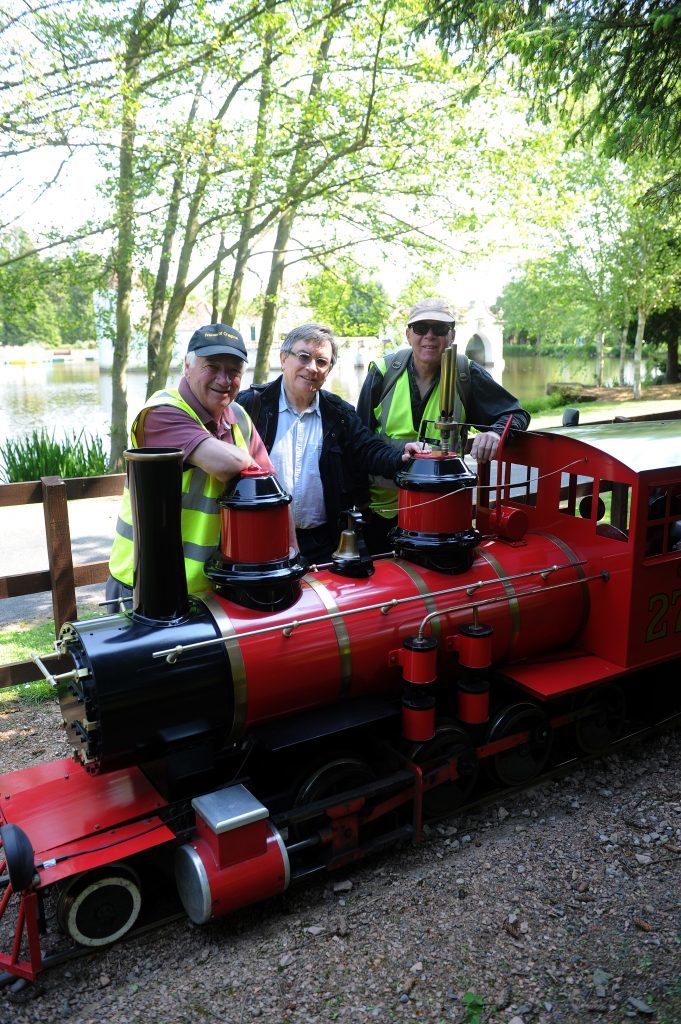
[356, 297, 529, 554]
[238, 322, 422, 564]
[107, 323, 273, 600]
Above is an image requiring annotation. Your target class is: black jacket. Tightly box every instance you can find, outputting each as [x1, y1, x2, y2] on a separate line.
[356, 352, 530, 436]
[237, 378, 403, 530]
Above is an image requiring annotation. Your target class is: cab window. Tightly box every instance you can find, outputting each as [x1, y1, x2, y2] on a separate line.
[560, 472, 630, 542]
[645, 485, 681, 557]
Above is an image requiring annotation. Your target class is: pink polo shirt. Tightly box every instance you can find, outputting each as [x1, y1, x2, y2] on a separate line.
[137, 377, 274, 473]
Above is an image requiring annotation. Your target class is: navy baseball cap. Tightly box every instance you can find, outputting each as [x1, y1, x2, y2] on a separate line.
[187, 323, 248, 361]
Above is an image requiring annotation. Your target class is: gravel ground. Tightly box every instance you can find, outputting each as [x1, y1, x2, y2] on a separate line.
[1, 698, 680, 1024]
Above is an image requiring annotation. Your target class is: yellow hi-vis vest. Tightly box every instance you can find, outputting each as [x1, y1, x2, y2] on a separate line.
[369, 357, 465, 519]
[108, 389, 252, 594]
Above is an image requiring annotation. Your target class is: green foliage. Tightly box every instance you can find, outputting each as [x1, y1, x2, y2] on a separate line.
[306, 266, 392, 336]
[0, 428, 108, 483]
[396, 271, 444, 312]
[462, 991, 485, 1024]
[0, 229, 102, 348]
[496, 149, 681, 368]
[522, 392, 569, 415]
[423, 1, 681, 198]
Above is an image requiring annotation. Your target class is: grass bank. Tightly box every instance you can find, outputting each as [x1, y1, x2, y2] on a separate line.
[0, 603, 106, 704]
[0, 619, 57, 705]
[528, 388, 681, 429]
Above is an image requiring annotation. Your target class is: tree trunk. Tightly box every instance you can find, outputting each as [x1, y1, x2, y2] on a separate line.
[667, 335, 679, 383]
[146, 171, 184, 397]
[110, 6, 144, 470]
[633, 307, 646, 400]
[255, 209, 294, 382]
[212, 232, 225, 323]
[152, 165, 212, 387]
[147, 77, 205, 397]
[252, 5, 342, 382]
[222, 27, 274, 325]
[618, 322, 629, 386]
[595, 327, 605, 387]
[151, 71, 257, 388]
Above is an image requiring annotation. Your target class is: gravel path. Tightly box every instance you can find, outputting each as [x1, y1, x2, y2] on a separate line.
[2, 697, 680, 1024]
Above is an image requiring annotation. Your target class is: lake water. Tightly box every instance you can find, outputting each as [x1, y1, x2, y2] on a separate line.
[0, 350, 647, 452]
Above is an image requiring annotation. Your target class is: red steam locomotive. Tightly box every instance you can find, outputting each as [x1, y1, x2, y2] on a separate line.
[1, 399, 680, 984]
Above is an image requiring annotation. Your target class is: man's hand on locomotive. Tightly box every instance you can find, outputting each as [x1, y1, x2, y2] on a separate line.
[402, 440, 431, 460]
[469, 430, 501, 464]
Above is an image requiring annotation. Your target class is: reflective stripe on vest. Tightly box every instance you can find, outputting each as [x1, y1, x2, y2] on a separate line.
[369, 358, 465, 519]
[108, 390, 252, 593]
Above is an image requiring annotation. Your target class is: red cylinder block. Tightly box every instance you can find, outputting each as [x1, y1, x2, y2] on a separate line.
[219, 466, 292, 563]
[174, 785, 290, 924]
[176, 827, 288, 922]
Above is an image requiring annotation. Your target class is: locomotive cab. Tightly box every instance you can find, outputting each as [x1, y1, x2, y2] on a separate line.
[484, 421, 681, 686]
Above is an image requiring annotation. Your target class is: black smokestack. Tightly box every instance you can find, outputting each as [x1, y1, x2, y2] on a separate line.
[125, 447, 190, 622]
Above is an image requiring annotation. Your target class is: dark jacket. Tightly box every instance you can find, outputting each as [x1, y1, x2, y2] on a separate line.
[237, 378, 403, 530]
[356, 352, 530, 436]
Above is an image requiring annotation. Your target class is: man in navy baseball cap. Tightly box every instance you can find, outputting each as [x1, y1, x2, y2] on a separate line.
[107, 322, 272, 601]
[187, 323, 248, 361]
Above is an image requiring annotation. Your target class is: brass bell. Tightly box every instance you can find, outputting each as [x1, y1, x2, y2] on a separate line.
[330, 510, 375, 579]
[332, 528, 360, 562]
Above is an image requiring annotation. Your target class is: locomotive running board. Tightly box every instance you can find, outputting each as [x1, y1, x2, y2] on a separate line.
[500, 649, 626, 699]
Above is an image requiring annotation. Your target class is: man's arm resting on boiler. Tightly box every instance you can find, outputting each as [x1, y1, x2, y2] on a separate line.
[187, 435, 256, 482]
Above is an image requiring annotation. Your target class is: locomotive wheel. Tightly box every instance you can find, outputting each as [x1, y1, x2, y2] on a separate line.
[486, 702, 553, 788]
[56, 863, 142, 947]
[575, 684, 626, 755]
[409, 721, 478, 819]
[289, 756, 377, 843]
[294, 756, 376, 806]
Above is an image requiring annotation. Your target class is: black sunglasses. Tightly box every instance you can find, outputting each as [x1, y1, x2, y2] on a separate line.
[409, 321, 452, 337]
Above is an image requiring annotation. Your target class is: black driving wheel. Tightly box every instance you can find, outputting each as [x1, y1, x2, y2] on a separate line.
[56, 863, 142, 947]
[289, 756, 377, 843]
[575, 684, 626, 755]
[486, 702, 553, 788]
[409, 721, 478, 819]
[295, 756, 376, 806]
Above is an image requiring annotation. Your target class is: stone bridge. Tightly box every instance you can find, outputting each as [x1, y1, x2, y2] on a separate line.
[455, 300, 504, 382]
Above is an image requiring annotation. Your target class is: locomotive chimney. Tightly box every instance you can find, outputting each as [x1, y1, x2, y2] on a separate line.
[126, 447, 190, 623]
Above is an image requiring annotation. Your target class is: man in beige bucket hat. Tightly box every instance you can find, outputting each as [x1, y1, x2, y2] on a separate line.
[356, 296, 530, 553]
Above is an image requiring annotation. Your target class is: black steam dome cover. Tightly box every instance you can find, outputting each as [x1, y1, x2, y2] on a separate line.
[395, 453, 476, 492]
[218, 467, 292, 510]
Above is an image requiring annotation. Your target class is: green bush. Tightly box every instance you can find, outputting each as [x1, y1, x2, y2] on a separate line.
[0, 427, 108, 482]
[521, 392, 569, 415]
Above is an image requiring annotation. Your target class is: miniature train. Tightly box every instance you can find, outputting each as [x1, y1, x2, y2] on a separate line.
[1, 402, 680, 983]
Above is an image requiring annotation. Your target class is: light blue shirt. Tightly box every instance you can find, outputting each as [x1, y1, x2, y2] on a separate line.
[270, 385, 326, 529]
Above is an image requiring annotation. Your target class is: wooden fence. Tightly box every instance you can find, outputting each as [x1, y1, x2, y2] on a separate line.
[0, 473, 125, 689]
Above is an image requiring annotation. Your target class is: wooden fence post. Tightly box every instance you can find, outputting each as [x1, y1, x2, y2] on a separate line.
[41, 475, 77, 631]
